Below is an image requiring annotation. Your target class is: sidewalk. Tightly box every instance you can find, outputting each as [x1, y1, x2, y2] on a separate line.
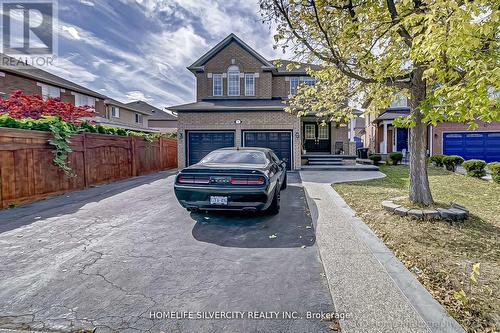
[300, 170, 465, 333]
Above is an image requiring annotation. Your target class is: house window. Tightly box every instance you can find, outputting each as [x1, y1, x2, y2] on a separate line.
[244, 73, 255, 96]
[390, 95, 408, 108]
[302, 77, 316, 86]
[74, 93, 95, 107]
[318, 125, 329, 139]
[111, 106, 120, 118]
[39, 83, 60, 100]
[305, 124, 316, 139]
[213, 74, 223, 96]
[227, 65, 240, 96]
[135, 113, 143, 124]
[290, 77, 300, 95]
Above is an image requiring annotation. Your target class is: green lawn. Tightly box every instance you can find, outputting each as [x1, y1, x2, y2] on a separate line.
[333, 165, 499, 333]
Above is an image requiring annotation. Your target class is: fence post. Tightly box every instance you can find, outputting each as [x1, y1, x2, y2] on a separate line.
[82, 132, 89, 188]
[159, 138, 165, 170]
[130, 136, 138, 176]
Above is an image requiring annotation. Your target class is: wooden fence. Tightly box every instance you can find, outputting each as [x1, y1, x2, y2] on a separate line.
[0, 128, 177, 208]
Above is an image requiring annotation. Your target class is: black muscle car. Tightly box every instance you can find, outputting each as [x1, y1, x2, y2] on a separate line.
[174, 147, 287, 214]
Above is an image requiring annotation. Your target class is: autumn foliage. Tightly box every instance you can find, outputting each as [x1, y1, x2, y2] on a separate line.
[0, 90, 95, 124]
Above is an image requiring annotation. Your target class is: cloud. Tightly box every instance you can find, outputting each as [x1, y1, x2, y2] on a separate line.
[49, 57, 98, 83]
[80, 0, 95, 6]
[61, 26, 81, 40]
[46, 0, 286, 108]
[124, 91, 149, 102]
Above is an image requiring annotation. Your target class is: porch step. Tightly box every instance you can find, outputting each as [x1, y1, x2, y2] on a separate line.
[302, 154, 357, 160]
[301, 164, 380, 171]
[308, 161, 344, 165]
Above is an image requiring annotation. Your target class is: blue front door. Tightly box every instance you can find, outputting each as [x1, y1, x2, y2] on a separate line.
[396, 128, 409, 152]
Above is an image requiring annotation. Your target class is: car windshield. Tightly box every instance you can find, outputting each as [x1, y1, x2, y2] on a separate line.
[200, 150, 268, 165]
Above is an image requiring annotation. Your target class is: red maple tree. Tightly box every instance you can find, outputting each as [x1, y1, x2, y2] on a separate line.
[0, 90, 95, 124]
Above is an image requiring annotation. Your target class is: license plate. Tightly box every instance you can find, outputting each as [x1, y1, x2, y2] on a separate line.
[210, 196, 228, 205]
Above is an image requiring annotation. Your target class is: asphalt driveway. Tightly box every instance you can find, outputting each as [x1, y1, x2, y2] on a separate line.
[0, 171, 333, 333]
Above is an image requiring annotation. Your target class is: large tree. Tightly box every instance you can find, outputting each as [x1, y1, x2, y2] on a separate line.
[260, 0, 499, 205]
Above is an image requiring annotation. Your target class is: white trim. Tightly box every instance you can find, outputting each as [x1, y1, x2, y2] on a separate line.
[289, 76, 299, 95]
[241, 130, 294, 170]
[110, 106, 120, 118]
[212, 73, 223, 97]
[244, 73, 255, 96]
[227, 66, 240, 96]
[382, 122, 388, 154]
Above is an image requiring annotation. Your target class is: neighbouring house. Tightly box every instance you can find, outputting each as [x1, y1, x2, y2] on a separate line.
[0, 54, 106, 116]
[126, 101, 178, 133]
[0, 54, 157, 132]
[102, 99, 155, 131]
[167, 33, 354, 171]
[364, 97, 500, 162]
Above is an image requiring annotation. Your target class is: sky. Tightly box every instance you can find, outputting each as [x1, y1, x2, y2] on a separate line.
[44, 0, 284, 110]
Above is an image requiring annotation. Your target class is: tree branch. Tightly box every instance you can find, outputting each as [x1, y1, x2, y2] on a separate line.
[386, 0, 413, 47]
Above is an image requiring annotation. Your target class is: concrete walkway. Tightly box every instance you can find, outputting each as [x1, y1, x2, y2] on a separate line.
[300, 170, 465, 333]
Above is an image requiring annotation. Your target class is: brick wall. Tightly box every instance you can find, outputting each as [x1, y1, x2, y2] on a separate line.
[197, 41, 273, 100]
[330, 125, 349, 154]
[0, 71, 105, 117]
[177, 111, 301, 170]
[431, 121, 500, 155]
[271, 76, 289, 100]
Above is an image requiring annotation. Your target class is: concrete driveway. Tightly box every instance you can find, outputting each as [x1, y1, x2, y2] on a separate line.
[0, 171, 333, 333]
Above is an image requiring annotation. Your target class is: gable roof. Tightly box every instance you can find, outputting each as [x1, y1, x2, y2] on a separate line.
[126, 101, 177, 120]
[373, 107, 410, 123]
[271, 59, 322, 75]
[0, 54, 106, 99]
[105, 98, 153, 115]
[187, 33, 275, 73]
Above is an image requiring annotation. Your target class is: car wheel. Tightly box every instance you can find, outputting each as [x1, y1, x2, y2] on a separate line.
[281, 173, 287, 190]
[267, 185, 281, 215]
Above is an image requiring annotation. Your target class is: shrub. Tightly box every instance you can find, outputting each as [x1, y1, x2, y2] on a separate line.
[369, 154, 382, 165]
[429, 154, 446, 167]
[388, 152, 403, 165]
[443, 155, 464, 171]
[488, 162, 500, 183]
[0, 90, 94, 123]
[462, 159, 487, 178]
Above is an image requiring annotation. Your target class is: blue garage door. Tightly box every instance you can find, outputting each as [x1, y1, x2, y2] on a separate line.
[443, 132, 500, 163]
[188, 131, 235, 166]
[243, 131, 293, 170]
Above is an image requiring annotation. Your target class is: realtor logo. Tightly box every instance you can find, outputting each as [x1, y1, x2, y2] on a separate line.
[1, 1, 56, 55]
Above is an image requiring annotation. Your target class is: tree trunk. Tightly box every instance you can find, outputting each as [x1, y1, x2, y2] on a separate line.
[408, 69, 433, 205]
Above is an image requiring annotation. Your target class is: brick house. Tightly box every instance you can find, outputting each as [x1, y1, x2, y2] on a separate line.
[0, 54, 154, 132]
[364, 98, 500, 162]
[102, 99, 153, 131]
[168, 34, 354, 171]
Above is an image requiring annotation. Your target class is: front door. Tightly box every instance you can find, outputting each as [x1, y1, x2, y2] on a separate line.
[303, 122, 331, 153]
